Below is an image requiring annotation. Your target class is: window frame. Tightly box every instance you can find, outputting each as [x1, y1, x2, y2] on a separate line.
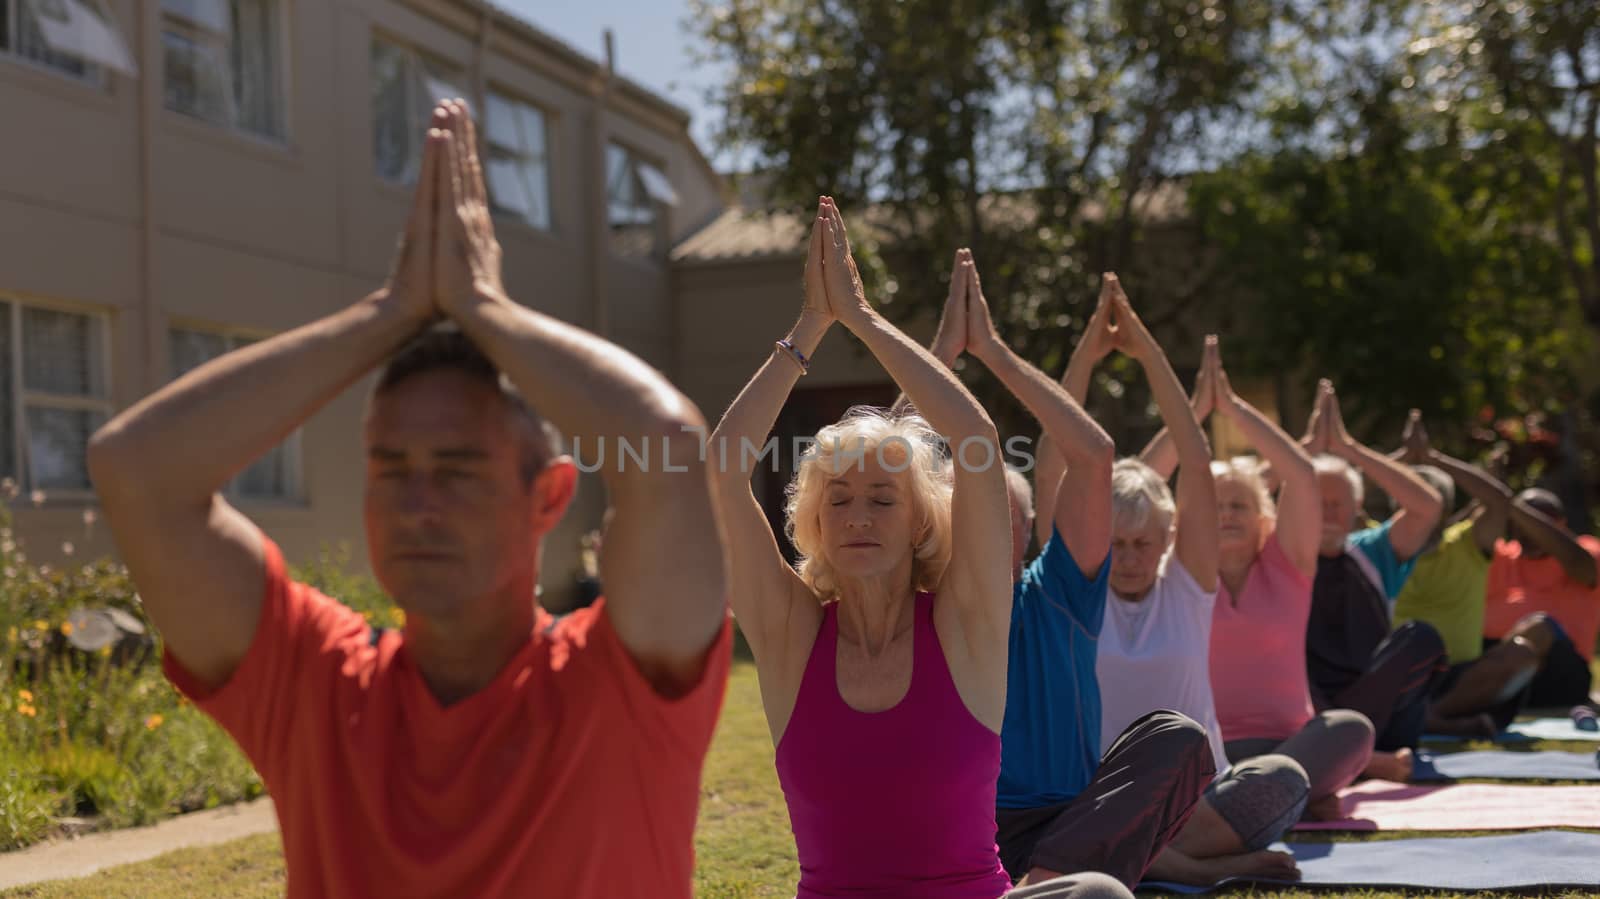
[0, 0, 110, 88]
[0, 294, 114, 502]
[166, 322, 304, 504]
[158, 0, 289, 142]
[370, 33, 466, 186]
[605, 141, 667, 260]
[483, 86, 553, 232]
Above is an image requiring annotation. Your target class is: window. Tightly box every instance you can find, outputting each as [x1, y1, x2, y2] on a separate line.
[605, 142, 678, 258]
[0, 0, 128, 83]
[168, 327, 300, 501]
[484, 90, 551, 230]
[0, 299, 112, 495]
[160, 0, 283, 139]
[371, 36, 464, 184]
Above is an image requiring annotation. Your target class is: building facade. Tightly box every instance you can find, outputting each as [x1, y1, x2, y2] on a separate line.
[1, 0, 724, 605]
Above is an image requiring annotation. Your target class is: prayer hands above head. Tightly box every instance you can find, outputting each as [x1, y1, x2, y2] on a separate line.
[1302, 379, 1334, 455]
[1078, 274, 1121, 363]
[801, 209, 832, 323]
[1103, 275, 1158, 363]
[1322, 381, 1355, 452]
[1192, 334, 1220, 420]
[430, 99, 506, 317]
[384, 106, 450, 326]
[962, 252, 1003, 360]
[929, 248, 970, 365]
[818, 197, 874, 329]
[1401, 409, 1432, 464]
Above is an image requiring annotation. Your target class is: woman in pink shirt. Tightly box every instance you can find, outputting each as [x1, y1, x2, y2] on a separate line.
[1147, 342, 1374, 818]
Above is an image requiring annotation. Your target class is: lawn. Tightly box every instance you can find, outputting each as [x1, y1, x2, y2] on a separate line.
[6, 659, 1599, 898]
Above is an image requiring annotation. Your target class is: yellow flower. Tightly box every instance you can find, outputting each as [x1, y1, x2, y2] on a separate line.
[60, 621, 74, 636]
[393, 609, 406, 627]
[17, 689, 32, 702]
[144, 713, 163, 730]
[5, 627, 14, 642]
[32, 619, 48, 632]
[18, 704, 36, 717]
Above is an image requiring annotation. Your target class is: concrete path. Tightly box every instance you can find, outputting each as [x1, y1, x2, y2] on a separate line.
[0, 798, 277, 890]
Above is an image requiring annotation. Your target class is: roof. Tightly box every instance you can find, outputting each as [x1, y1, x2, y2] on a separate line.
[671, 183, 1191, 266]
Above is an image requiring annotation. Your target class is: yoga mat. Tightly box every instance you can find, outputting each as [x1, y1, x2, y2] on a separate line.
[1139, 830, 1600, 893]
[1293, 779, 1600, 831]
[1412, 749, 1600, 781]
[1506, 716, 1600, 742]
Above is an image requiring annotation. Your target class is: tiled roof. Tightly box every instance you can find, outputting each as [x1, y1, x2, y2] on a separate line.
[671, 183, 1190, 265]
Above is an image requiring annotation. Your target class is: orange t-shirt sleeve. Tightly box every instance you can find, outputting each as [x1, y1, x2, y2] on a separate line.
[162, 537, 366, 775]
[552, 602, 733, 759]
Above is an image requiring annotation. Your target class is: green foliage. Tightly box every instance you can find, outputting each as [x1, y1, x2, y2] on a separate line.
[693, 0, 1599, 514]
[0, 499, 389, 850]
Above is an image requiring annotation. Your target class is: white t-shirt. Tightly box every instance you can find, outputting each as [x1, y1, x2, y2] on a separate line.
[1096, 552, 1228, 770]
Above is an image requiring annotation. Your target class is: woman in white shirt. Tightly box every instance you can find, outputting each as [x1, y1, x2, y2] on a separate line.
[1070, 325, 1311, 886]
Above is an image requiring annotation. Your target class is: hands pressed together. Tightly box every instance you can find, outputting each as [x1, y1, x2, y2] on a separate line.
[384, 100, 507, 326]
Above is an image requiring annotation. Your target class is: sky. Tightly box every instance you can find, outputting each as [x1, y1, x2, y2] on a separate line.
[502, 1, 730, 166]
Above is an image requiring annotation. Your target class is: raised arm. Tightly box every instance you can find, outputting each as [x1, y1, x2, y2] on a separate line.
[1323, 387, 1442, 561]
[891, 249, 971, 415]
[88, 116, 445, 689]
[965, 258, 1114, 575]
[430, 103, 726, 691]
[1396, 411, 1507, 556]
[819, 199, 1011, 663]
[1509, 497, 1600, 588]
[1114, 298, 1217, 592]
[1035, 278, 1119, 549]
[1138, 335, 1219, 481]
[704, 212, 833, 674]
[1214, 365, 1321, 577]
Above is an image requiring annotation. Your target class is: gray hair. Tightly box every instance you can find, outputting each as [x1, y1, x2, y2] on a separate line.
[1313, 454, 1364, 507]
[1112, 458, 1176, 535]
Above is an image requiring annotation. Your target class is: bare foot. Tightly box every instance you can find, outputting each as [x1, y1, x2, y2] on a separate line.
[1304, 793, 1344, 821]
[1363, 747, 1414, 782]
[1213, 849, 1300, 881]
[1148, 848, 1301, 885]
[1426, 711, 1498, 739]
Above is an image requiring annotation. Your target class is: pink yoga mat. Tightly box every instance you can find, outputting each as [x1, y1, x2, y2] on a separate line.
[1294, 780, 1600, 832]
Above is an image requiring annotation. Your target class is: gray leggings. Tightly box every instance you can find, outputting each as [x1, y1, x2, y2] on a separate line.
[1005, 871, 1132, 899]
[1203, 753, 1311, 851]
[1225, 709, 1375, 802]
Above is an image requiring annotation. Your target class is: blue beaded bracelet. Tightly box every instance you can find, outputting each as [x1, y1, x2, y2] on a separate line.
[775, 338, 810, 374]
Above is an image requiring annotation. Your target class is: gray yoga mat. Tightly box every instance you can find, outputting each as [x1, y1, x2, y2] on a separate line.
[1138, 830, 1600, 893]
[1412, 748, 1600, 781]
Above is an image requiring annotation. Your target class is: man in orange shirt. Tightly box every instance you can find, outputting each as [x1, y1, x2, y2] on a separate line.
[89, 102, 730, 898]
[1481, 488, 1600, 709]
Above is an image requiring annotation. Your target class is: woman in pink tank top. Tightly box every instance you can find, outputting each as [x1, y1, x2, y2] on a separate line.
[1154, 353, 1375, 811]
[707, 200, 1130, 899]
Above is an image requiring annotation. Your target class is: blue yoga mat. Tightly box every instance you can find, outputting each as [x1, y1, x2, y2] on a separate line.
[1412, 749, 1600, 781]
[1140, 830, 1600, 893]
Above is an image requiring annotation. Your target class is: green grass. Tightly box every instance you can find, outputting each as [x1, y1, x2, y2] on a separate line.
[9, 659, 1600, 897]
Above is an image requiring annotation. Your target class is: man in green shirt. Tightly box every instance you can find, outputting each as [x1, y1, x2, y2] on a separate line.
[1389, 413, 1585, 736]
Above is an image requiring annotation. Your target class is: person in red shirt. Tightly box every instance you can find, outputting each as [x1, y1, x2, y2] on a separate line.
[1480, 488, 1600, 709]
[88, 101, 730, 899]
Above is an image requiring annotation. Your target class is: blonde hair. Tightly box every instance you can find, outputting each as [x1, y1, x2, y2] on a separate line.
[1112, 458, 1176, 535]
[784, 406, 954, 600]
[1210, 455, 1276, 521]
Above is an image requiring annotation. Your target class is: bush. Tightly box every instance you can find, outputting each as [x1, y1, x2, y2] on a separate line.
[0, 490, 391, 849]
